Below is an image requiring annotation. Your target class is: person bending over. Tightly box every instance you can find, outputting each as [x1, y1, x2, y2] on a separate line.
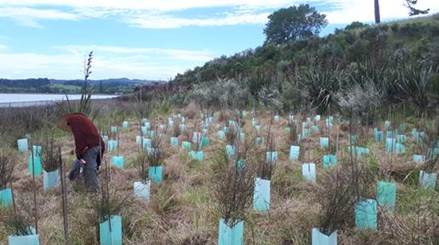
[58, 112, 105, 192]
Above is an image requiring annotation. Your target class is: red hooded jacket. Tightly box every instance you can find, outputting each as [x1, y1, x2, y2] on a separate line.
[64, 113, 105, 161]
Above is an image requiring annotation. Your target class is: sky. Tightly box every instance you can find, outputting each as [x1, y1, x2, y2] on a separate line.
[0, 0, 438, 80]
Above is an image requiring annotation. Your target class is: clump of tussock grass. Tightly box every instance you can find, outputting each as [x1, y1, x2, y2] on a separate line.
[148, 134, 165, 167]
[3, 209, 34, 236]
[40, 131, 61, 172]
[0, 148, 15, 189]
[211, 148, 256, 227]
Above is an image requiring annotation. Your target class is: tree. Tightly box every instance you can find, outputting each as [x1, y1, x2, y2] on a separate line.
[375, 0, 429, 24]
[404, 0, 430, 16]
[264, 4, 327, 45]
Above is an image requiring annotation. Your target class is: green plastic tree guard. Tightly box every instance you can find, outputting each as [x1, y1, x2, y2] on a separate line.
[322, 154, 337, 168]
[28, 153, 42, 177]
[111, 156, 124, 169]
[355, 199, 377, 230]
[190, 151, 204, 161]
[99, 215, 122, 245]
[376, 181, 396, 212]
[0, 187, 13, 207]
[226, 145, 235, 157]
[218, 219, 244, 245]
[148, 166, 163, 184]
[182, 141, 192, 151]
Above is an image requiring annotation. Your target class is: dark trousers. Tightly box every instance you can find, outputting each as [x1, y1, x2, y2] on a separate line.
[70, 146, 100, 192]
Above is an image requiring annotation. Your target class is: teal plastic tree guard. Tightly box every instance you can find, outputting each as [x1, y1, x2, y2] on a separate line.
[320, 137, 329, 149]
[170, 137, 179, 146]
[419, 171, 437, 189]
[111, 156, 125, 169]
[355, 199, 377, 230]
[122, 121, 128, 129]
[141, 126, 148, 135]
[386, 130, 394, 139]
[17, 138, 28, 153]
[289, 145, 300, 161]
[255, 137, 262, 145]
[349, 134, 358, 145]
[311, 125, 320, 134]
[217, 130, 225, 140]
[0, 187, 13, 207]
[266, 151, 278, 162]
[133, 181, 150, 201]
[8, 227, 39, 245]
[384, 121, 391, 130]
[413, 154, 425, 164]
[182, 141, 192, 151]
[148, 166, 163, 184]
[190, 151, 204, 161]
[148, 130, 155, 139]
[239, 132, 245, 142]
[348, 146, 369, 157]
[253, 177, 270, 211]
[397, 134, 406, 143]
[28, 153, 42, 177]
[386, 138, 405, 154]
[107, 140, 118, 153]
[144, 121, 151, 129]
[223, 126, 229, 133]
[201, 136, 209, 147]
[315, 115, 321, 121]
[218, 219, 244, 245]
[374, 128, 383, 142]
[274, 115, 280, 122]
[226, 145, 235, 157]
[312, 228, 337, 245]
[192, 132, 201, 144]
[142, 138, 152, 150]
[43, 169, 60, 192]
[99, 215, 122, 245]
[111, 126, 118, 134]
[302, 163, 316, 182]
[323, 154, 337, 168]
[376, 181, 396, 212]
[255, 125, 261, 133]
[236, 160, 245, 171]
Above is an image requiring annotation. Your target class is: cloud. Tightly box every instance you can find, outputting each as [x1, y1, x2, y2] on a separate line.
[0, 45, 216, 80]
[127, 12, 270, 28]
[0, 7, 78, 27]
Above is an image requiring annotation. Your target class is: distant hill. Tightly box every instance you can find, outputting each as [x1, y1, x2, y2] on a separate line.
[0, 78, 165, 94]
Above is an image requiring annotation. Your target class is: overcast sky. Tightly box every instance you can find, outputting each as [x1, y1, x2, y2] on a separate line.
[0, 0, 437, 80]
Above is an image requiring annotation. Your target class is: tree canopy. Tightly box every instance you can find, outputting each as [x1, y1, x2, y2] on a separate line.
[264, 4, 327, 45]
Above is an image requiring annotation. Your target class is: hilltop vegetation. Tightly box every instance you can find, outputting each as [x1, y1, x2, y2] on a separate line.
[167, 13, 439, 115]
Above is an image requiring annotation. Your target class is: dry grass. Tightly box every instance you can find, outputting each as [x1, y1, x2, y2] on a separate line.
[0, 107, 438, 244]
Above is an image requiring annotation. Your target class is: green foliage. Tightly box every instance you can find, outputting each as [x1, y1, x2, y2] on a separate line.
[264, 4, 327, 45]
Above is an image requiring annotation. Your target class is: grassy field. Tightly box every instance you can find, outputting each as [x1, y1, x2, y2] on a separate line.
[0, 103, 438, 245]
